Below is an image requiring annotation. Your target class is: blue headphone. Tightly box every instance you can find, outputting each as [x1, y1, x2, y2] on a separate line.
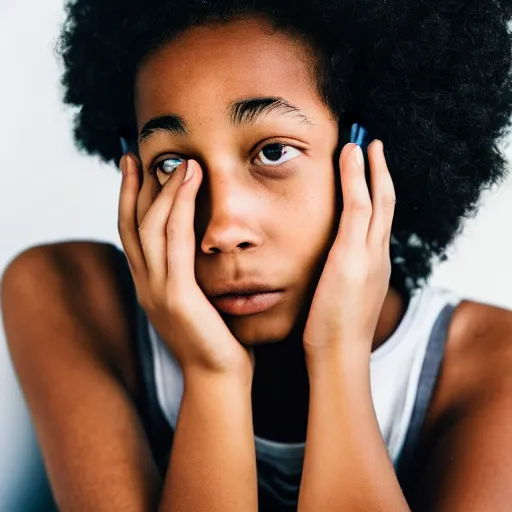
[338, 121, 373, 171]
[348, 122, 370, 146]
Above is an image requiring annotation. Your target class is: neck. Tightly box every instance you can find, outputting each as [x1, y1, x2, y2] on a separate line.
[372, 285, 409, 352]
[253, 284, 409, 362]
[251, 285, 410, 442]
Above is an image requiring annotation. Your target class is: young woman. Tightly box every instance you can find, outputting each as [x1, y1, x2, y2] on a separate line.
[3, 1, 512, 510]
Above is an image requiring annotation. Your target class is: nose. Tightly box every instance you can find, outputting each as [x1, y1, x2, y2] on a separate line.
[199, 172, 263, 255]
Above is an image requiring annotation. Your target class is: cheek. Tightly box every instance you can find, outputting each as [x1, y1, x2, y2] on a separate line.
[278, 171, 338, 263]
[299, 170, 337, 233]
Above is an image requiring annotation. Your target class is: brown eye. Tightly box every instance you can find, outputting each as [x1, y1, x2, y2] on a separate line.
[255, 143, 301, 167]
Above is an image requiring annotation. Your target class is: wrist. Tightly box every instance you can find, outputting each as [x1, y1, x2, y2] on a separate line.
[183, 365, 254, 395]
[305, 342, 371, 382]
[180, 370, 254, 432]
[178, 346, 255, 388]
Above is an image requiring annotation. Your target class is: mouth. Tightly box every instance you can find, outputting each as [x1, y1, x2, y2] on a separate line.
[210, 291, 284, 316]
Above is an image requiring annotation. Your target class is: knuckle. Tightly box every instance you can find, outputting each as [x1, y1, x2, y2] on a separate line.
[166, 224, 179, 244]
[138, 221, 154, 240]
[381, 195, 397, 213]
[348, 199, 372, 217]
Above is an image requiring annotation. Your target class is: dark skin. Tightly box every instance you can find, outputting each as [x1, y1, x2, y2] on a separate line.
[131, 15, 409, 445]
[251, 285, 407, 443]
[123, 15, 406, 508]
[4, 239, 512, 510]
[3, 241, 512, 511]
[3, 14, 512, 512]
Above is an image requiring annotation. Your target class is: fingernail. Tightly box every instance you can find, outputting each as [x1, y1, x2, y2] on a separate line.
[182, 160, 194, 183]
[353, 144, 364, 167]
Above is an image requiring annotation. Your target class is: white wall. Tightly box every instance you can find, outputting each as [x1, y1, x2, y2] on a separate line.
[0, 1, 122, 509]
[1, 0, 512, 509]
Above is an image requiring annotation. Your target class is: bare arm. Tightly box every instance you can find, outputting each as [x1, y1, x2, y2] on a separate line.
[298, 348, 410, 512]
[407, 309, 512, 512]
[160, 370, 256, 512]
[117, 154, 258, 511]
[2, 241, 259, 511]
[410, 387, 512, 511]
[299, 314, 512, 511]
[1, 242, 162, 511]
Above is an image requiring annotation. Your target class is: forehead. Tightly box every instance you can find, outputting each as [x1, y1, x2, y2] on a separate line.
[134, 16, 324, 129]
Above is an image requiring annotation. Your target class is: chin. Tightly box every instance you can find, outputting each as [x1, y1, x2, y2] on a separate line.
[225, 313, 295, 345]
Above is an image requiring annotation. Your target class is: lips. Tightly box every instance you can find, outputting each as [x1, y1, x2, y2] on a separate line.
[210, 291, 284, 316]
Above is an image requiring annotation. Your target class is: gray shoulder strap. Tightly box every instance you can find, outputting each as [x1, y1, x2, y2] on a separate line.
[395, 302, 457, 498]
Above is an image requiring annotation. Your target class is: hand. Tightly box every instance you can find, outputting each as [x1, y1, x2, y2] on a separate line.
[302, 140, 395, 361]
[118, 155, 255, 381]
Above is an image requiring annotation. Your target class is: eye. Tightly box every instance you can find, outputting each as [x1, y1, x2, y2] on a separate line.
[152, 157, 184, 176]
[255, 142, 301, 167]
[150, 141, 302, 175]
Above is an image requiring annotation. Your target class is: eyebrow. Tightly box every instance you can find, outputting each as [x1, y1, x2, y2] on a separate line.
[137, 96, 315, 148]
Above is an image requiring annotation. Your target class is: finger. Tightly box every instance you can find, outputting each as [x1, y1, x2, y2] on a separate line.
[336, 143, 372, 248]
[117, 153, 147, 280]
[138, 161, 189, 289]
[166, 159, 202, 287]
[366, 140, 396, 248]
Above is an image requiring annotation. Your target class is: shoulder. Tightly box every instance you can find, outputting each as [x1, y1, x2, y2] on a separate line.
[2, 240, 128, 280]
[2, 240, 126, 288]
[408, 298, 512, 508]
[434, 298, 512, 415]
[422, 295, 512, 446]
[1, 240, 141, 397]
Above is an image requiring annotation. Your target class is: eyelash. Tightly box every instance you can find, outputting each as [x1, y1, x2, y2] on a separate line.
[150, 140, 303, 176]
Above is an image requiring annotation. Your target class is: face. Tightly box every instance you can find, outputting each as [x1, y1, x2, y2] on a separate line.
[133, 15, 340, 345]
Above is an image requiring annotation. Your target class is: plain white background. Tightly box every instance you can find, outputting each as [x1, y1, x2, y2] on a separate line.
[1, 0, 512, 508]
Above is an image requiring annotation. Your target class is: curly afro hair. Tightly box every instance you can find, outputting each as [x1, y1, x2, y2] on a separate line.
[56, 0, 512, 293]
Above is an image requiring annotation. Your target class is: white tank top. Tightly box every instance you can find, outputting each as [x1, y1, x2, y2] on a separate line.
[143, 285, 462, 507]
